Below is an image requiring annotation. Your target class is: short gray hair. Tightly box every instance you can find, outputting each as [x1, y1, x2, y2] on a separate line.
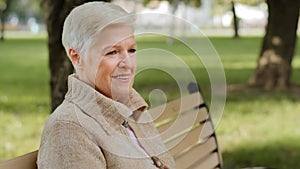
[62, 2, 135, 57]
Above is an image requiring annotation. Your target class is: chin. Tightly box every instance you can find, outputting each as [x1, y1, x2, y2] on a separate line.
[111, 86, 131, 97]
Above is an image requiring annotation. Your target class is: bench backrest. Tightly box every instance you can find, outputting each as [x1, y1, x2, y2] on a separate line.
[149, 83, 223, 169]
[0, 84, 222, 169]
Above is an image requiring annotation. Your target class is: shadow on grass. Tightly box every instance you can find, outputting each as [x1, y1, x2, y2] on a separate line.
[226, 67, 300, 102]
[222, 137, 300, 169]
[226, 83, 300, 104]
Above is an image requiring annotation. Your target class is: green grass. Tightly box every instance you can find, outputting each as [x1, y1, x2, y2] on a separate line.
[0, 38, 50, 159]
[0, 34, 300, 169]
[219, 90, 300, 169]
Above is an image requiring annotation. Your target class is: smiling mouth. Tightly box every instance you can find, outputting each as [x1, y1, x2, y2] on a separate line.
[111, 75, 131, 82]
[112, 75, 129, 79]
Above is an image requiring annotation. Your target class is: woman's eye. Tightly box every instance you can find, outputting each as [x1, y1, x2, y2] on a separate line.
[105, 50, 117, 56]
[128, 48, 136, 53]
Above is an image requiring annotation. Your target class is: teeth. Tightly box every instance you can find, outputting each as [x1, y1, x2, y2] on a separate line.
[114, 75, 129, 79]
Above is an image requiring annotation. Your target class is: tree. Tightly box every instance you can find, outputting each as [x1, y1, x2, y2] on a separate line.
[0, 0, 42, 41]
[231, 0, 239, 38]
[216, 0, 262, 38]
[0, 0, 9, 41]
[0, 2, 5, 41]
[42, 0, 110, 111]
[248, 0, 300, 89]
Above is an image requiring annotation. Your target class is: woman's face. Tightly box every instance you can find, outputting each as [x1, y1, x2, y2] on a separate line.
[80, 24, 136, 100]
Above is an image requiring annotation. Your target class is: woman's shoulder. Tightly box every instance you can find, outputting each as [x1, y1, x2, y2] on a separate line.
[50, 100, 79, 122]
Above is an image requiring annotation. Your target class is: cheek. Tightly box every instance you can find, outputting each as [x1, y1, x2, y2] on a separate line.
[94, 60, 118, 96]
[131, 57, 137, 71]
[85, 52, 101, 79]
[96, 59, 118, 82]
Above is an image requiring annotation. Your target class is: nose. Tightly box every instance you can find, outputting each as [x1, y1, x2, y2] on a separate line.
[118, 51, 132, 68]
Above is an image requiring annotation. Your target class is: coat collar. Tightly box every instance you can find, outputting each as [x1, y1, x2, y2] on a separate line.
[64, 74, 148, 135]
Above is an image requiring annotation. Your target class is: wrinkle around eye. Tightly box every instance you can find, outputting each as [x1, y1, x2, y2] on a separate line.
[105, 50, 117, 56]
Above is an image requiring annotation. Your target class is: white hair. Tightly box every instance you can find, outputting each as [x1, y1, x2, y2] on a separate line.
[62, 2, 135, 58]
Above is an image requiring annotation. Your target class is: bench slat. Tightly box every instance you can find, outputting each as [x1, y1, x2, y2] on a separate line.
[157, 107, 209, 134]
[149, 92, 203, 123]
[166, 121, 215, 156]
[175, 137, 217, 168]
[0, 151, 38, 169]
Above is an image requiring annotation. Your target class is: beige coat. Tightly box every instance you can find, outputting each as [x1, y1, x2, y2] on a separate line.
[37, 75, 175, 169]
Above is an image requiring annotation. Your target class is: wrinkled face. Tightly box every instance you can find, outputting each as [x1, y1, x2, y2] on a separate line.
[79, 24, 136, 100]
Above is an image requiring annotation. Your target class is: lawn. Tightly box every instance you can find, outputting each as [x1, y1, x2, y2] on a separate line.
[0, 33, 300, 169]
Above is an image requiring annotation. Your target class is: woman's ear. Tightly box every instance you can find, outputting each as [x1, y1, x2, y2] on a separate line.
[68, 48, 82, 68]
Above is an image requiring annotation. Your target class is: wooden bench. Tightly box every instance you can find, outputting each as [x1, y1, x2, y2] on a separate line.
[0, 82, 223, 169]
[150, 82, 223, 169]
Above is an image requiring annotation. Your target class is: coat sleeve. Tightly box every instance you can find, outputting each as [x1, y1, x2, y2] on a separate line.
[37, 120, 107, 169]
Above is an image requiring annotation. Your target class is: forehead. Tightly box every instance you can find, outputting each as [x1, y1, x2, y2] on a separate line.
[95, 24, 135, 48]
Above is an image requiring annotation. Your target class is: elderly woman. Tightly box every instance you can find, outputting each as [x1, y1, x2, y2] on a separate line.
[37, 2, 175, 169]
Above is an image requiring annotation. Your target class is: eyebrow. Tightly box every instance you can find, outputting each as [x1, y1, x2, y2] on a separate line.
[102, 42, 137, 51]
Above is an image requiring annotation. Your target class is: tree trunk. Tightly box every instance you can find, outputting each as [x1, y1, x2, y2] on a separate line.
[231, 1, 239, 39]
[42, 0, 110, 111]
[0, 10, 4, 41]
[0, 0, 10, 41]
[248, 0, 300, 89]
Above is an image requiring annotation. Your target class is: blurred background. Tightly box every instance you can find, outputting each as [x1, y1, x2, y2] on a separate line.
[0, 0, 299, 169]
[0, 0, 269, 37]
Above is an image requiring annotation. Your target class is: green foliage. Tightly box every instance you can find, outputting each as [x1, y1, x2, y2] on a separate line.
[214, 0, 266, 14]
[217, 0, 264, 6]
[1, 0, 43, 22]
[236, 0, 264, 6]
[143, 0, 201, 8]
[0, 34, 300, 169]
